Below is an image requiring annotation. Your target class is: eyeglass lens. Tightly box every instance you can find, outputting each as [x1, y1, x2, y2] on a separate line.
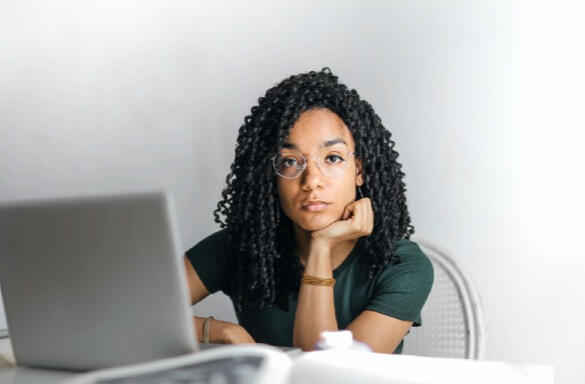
[274, 149, 353, 178]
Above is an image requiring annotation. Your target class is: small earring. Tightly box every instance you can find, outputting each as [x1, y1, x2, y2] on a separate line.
[357, 186, 364, 199]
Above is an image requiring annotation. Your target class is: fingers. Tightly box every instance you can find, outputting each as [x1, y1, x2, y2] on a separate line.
[312, 198, 374, 247]
[361, 197, 373, 234]
[342, 205, 353, 221]
[356, 199, 368, 234]
[343, 198, 374, 236]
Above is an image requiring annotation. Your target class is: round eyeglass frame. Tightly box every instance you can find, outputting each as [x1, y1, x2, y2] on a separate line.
[272, 150, 357, 179]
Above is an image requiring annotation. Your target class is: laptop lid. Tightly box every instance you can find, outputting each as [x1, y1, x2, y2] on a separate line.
[0, 191, 197, 370]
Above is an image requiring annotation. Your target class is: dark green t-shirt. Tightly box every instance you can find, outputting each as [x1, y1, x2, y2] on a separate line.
[186, 229, 433, 353]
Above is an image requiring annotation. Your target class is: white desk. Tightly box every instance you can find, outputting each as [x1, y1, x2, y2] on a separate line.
[0, 338, 555, 384]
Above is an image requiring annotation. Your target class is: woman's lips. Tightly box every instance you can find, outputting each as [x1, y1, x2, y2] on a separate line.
[301, 202, 330, 212]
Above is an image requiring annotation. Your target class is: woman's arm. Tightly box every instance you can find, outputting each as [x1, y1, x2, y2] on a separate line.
[346, 311, 412, 353]
[292, 242, 338, 350]
[293, 198, 373, 350]
[293, 198, 413, 353]
[183, 256, 255, 344]
[291, 244, 412, 352]
[183, 256, 209, 305]
[191, 316, 255, 344]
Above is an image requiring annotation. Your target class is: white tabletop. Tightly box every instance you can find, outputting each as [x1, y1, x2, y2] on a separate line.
[0, 337, 554, 384]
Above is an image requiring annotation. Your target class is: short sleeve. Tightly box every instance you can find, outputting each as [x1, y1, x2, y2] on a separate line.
[365, 240, 434, 327]
[185, 229, 231, 295]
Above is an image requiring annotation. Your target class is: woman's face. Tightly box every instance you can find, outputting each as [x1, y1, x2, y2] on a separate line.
[276, 108, 364, 232]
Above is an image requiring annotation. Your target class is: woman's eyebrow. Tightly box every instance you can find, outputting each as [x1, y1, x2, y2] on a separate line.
[322, 138, 348, 148]
[282, 137, 348, 149]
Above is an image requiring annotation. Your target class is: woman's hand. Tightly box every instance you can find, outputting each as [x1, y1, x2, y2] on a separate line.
[219, 322, 256, 344]
[311, 197, 374, 249]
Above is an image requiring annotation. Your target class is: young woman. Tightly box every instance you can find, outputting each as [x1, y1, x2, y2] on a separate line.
[183, 68, 433, 353]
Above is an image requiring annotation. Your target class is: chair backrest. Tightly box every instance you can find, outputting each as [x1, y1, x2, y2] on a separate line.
[401, 240, 485, 359]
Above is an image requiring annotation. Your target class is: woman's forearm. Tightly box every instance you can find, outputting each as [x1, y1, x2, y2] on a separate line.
[193, 316, 221, 344]
[192, 316, 231, 344]
[293, 242, 339, 351]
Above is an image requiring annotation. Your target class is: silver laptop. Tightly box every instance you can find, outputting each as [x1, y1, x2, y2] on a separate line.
[0, 192, 197, 371]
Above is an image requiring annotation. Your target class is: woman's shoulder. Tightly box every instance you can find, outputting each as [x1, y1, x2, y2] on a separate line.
[187, 228, 230, 251]
[185, 228, 233, 268]
[376, 238, 434, 286]
[202, 228, 230, 243]
[185, 228, 232, 295]
[393, 238, 432, 265]
[363, 238, 434, 327]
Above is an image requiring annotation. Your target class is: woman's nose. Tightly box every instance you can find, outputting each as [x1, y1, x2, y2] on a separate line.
[301, 157, 325, 189]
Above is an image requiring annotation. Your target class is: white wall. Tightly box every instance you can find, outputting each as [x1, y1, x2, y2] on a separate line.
[0, 1, 583, 383]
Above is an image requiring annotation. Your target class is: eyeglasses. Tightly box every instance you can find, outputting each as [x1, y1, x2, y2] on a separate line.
[273, 148, 357, 179]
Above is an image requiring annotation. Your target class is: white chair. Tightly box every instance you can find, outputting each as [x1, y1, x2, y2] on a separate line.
[401, 240, 485, 359]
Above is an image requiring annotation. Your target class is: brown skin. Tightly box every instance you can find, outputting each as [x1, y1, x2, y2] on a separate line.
[184, 257, 255, 344]
[184, 108, 412, 351]
[275, 108, 366, 270]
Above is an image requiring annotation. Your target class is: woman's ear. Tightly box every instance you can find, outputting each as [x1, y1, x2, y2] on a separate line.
[355, 158, 364, 187]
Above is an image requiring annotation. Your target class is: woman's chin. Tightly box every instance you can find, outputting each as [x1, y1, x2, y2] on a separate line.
[297, 215, 337, 232]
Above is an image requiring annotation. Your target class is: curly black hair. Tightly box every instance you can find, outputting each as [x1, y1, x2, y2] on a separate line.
[213, 68, 414, 312]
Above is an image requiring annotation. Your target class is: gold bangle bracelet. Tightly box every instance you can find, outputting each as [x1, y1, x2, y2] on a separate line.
[300, 273, 336, 287]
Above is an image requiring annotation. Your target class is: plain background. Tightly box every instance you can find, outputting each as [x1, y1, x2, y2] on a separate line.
[0, 1, 583, 383]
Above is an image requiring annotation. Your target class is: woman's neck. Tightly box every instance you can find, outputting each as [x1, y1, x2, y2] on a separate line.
[293, 224, 358, 270]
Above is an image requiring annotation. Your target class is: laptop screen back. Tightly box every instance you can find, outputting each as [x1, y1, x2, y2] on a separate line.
[0, 192, 197, 370]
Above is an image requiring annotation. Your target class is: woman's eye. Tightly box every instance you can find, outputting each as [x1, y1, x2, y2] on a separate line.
[326, 154, 345, 164]
[281, 158, 298, 168]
